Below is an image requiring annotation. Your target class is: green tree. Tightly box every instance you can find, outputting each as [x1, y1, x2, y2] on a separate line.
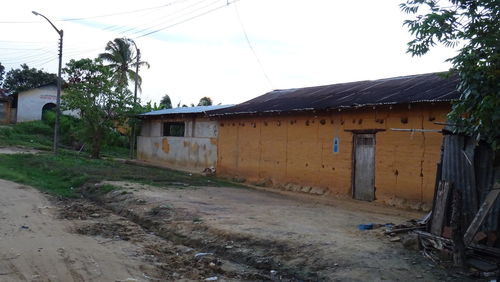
[98, 38, 150, 90]
[159, 94, 172, 109]
[3, 64, 57, 94]
[401, 0, 500, 149]
[0, 62, 5, 86]
[63, 58, 134, 158]
[198, 96, 213, 106]
[143, 101, 160, 112]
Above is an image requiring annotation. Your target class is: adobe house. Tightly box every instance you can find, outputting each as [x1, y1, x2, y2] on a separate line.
[209, 73, 460, 208]
[137, 105, 233, 172]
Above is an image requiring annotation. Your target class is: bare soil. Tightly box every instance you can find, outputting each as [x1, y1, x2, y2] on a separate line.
[0, 146, 41, 155]
[1, 177, 472, 281]
[0, 179, 151, 281]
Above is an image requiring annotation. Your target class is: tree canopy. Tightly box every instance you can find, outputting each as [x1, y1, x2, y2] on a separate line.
[3, 64, 57, 94]
[0, 62, 5, 86]
[401, 0, 499, 149]
[198, 96, 213, 106]
[63, 58, 134, 158]
[159, 94, 172, 109]
[98, 38, 150, 91]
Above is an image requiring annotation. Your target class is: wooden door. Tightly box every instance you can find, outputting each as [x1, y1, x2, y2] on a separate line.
[353, 134, 375, 201]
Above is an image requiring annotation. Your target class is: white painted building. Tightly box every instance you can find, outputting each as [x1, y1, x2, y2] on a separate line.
[16, 83, 77, 122]
[137, 105, 233, 172]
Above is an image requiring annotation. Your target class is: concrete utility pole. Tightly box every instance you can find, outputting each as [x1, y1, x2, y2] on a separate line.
[128, 39, 140, 159]
[32, 11, 63, 154]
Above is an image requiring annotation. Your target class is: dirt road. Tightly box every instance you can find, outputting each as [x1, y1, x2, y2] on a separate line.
[1, 176, 465, 281]
[0, 179, 153, 282]
[93, 181, 465, 281]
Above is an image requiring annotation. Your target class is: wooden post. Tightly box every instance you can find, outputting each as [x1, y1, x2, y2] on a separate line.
[451, 186, 465, 268]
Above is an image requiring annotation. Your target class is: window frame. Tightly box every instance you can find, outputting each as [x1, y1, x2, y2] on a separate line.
[162, 122, 185, 137]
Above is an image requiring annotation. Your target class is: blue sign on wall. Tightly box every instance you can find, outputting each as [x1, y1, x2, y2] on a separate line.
[333, 137, 339, 153]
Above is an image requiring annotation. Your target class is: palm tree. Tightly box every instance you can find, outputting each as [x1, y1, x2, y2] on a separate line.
[98, 38, 150, 90]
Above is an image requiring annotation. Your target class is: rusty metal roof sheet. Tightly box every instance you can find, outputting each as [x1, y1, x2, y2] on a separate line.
[210, 73, 459, 117]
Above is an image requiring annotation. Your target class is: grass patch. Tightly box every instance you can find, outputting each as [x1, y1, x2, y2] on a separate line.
[0, 120, 131, 159]
[99, 184, 120, 194]
[0, 152, 243, 198]
[0, 122, 53, 150]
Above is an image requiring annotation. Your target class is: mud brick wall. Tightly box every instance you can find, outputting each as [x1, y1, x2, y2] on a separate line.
[217, 103, 450, 206]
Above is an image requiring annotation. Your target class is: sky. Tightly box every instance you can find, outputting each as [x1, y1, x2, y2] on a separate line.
[1, 0, 457, 106]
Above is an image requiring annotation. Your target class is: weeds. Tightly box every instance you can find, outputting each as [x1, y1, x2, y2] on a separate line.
[0, 152, 243, 198]
[0, 116, 129, 158]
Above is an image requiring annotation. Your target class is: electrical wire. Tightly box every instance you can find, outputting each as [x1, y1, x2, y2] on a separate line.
[136, 0, 242, 38]
[233, 1, 273, 89]
[0, 0, 190, 24]
[60, 0, 187, 21]
[2, 0, 247, 69]
[124, 0, 218, 36]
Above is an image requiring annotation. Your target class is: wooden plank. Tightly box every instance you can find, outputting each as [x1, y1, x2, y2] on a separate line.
[463, 189, 500, 246]
[430, 181, 451, 236]
[384, 226, 425, 234]
[451, 187, 465, 267]
[416, 231, 500, 257]
[428, 162, 442, 232]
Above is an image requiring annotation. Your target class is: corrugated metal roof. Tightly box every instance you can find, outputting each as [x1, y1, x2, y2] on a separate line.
[210, 73, 460, 116]
[139, 104, 234, 117]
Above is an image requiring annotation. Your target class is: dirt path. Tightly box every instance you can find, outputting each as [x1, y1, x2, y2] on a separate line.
[0, 174, 468, 281]
[95, 181, 467, 281]
[0, 179, 152, 282]
[0, 147, 41, 155]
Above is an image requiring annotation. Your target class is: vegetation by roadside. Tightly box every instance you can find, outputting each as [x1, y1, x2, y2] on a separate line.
[0, 120, 53, 150]
[0, 151, 242, 198]
[0, 115, 129, 158]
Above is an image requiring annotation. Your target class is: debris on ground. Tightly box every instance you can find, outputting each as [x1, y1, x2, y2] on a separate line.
[371, 181, 500, 279]
[195, 252, 214, 258]
[202, 167, 216, 176]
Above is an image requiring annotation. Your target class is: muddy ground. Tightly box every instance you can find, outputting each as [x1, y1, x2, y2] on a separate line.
[0, 178, 473, 281]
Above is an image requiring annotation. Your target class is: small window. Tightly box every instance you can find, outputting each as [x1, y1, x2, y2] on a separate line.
[333, 137, 340, 153]
[163, 122, 185, 137]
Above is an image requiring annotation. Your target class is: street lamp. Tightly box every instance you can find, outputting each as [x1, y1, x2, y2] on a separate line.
[32, 11, 63, 154]
[127, 39, 140, 159]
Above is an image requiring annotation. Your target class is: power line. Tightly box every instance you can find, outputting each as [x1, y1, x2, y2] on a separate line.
[125, 0, 218, 36]
[60, 0, 187, 21]
[0, 40, 54, 44]
[136, 0, 242, 38]
[0, 0, 190, 24]
[233, 1, 273, 89]
[0, 47, 51, 50]
[2, 0, 247, 69]
[21, 0, 212, 51]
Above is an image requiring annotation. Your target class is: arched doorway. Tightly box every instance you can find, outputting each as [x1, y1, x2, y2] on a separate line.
[41, 103, 56, 121]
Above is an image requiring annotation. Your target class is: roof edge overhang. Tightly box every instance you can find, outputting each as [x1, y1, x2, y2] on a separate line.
[137, 112, 208, 120]
[208, 99, 456, 119]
